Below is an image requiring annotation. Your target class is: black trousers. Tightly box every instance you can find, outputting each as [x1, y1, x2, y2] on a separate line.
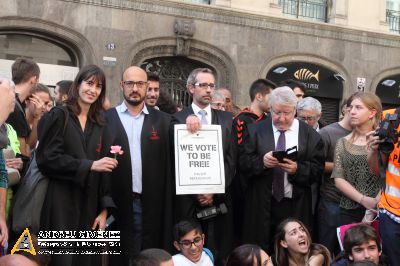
[339, 206, 365, 226]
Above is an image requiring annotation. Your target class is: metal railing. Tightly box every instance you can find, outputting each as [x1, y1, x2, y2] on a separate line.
[279, 0, 328, 22]
[387, 9, 400, 33]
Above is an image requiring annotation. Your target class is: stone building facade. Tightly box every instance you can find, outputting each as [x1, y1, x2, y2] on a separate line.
[1, 0, 400, 122]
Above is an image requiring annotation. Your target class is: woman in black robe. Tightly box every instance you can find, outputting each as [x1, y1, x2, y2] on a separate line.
[36, 65, 118, 266]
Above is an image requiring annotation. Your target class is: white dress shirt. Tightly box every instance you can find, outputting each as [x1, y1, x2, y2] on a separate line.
[272, 119, 299, 198]
[191, 103, 212, 125]
[116, 101, 149, 194]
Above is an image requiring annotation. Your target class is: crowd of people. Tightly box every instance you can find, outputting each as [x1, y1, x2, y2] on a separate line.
[0, 57, 398, 266]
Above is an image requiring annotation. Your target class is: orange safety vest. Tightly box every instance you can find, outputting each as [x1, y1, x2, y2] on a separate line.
[379, 109, 400, 216]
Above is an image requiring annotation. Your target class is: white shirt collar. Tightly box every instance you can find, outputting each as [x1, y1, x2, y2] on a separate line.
[272, 118, 299, 133]
[116, 101, 149, 116]
[191, 102, 212, 116]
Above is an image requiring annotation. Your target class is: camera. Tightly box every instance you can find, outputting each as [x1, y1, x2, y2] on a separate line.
[196, 203, 228, 220]
[374, 112, 400, 154]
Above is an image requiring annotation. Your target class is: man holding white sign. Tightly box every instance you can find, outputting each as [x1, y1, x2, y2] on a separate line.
[175, 124, 225, 195]
[172, 68, 235, 264]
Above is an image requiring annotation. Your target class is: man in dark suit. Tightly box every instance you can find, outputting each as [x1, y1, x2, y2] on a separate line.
[241, 86, 325, 252]
[106, 66, 173, 265]
[172, 68, 235, 264]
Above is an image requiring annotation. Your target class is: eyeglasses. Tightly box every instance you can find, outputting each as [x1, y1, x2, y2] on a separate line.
[271, 109, 294, 118]
[193, 83, 215, 89]
[298, 116, 317, 122]
[123, 81, 147, 89]
[179, 236, 203, 249]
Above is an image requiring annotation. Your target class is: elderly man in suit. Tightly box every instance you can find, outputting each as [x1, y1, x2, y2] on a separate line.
[106, 66, 173, 265]
[172, 68, 235, 264]
[241, 86, 325, 252]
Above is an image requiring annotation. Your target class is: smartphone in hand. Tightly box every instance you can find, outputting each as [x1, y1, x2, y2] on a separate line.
[272, 146, 297, 162]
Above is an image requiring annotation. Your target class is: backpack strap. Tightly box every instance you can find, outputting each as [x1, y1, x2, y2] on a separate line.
[203, 248, 214, 263]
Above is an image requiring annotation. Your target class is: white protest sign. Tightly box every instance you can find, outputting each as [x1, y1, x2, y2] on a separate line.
[174, 124, 225, 195]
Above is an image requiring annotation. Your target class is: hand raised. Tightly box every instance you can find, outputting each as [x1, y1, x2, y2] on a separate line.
[197, 194, 214, 206]
[29, 94, 46, 118]
[366, 130, 381, 152]
[186, 115, 201, 134]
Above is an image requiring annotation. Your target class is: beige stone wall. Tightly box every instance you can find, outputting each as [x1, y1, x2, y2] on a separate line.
[189, 0, 390, 32]
[0, 0, 400, 108]
[345, 0, 388, 31]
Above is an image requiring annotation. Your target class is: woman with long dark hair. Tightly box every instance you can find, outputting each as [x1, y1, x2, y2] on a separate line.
[36, 65, 118, 266]
[226, 244, 272, 266]
[274, 218, 331, 266]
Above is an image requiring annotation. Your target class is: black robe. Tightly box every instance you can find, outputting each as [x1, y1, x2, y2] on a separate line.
[241, 117, 325, 251]
[231, 108, 267, 243]
[36, 107, 114, 266]
[105, 106, 174, 265]
[172, 107, 235, 262]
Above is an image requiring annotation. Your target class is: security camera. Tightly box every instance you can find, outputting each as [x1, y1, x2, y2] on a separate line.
[273, 67, 288, 74]
[381, 79, 396, 87]
[333, 74, 345, 81]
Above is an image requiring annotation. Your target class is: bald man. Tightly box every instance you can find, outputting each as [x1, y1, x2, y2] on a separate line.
[105, 66, 174, 266]
[0, 254, 39, 266]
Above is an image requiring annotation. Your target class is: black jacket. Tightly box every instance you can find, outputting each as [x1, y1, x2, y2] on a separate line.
[241, 117, 325, 250]
[172, 106, 235, 261]
[105, 106, 174, 265]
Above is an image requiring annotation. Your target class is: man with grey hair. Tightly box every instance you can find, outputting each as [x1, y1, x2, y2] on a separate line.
[296, 97, 324, 226]
[210, 90, 226, 111]
[215, 87, 233, 112]
[297, 96, 324, 131]
[241, 86, 325, 251]
[172, 67, 235, 264]
[0, 76, 16, 124]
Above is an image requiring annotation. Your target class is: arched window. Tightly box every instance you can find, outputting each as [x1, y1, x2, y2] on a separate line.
[0, 34, 77, 66]
[0, 34, 79, 86]
[376, 75, 400, 109]
[267, 62, 344, 123]
[141, 57, 215, 107]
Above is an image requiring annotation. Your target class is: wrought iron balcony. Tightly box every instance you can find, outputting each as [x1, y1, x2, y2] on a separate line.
[387, 9, 400, 33]
[279, 0, 328, 22]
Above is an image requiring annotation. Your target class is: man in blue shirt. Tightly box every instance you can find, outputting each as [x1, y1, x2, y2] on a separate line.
[106, 66, 174, 265]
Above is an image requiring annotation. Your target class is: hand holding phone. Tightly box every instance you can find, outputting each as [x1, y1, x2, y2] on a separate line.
[272, 146, 297, 163]
[272, 150, 287, 163]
